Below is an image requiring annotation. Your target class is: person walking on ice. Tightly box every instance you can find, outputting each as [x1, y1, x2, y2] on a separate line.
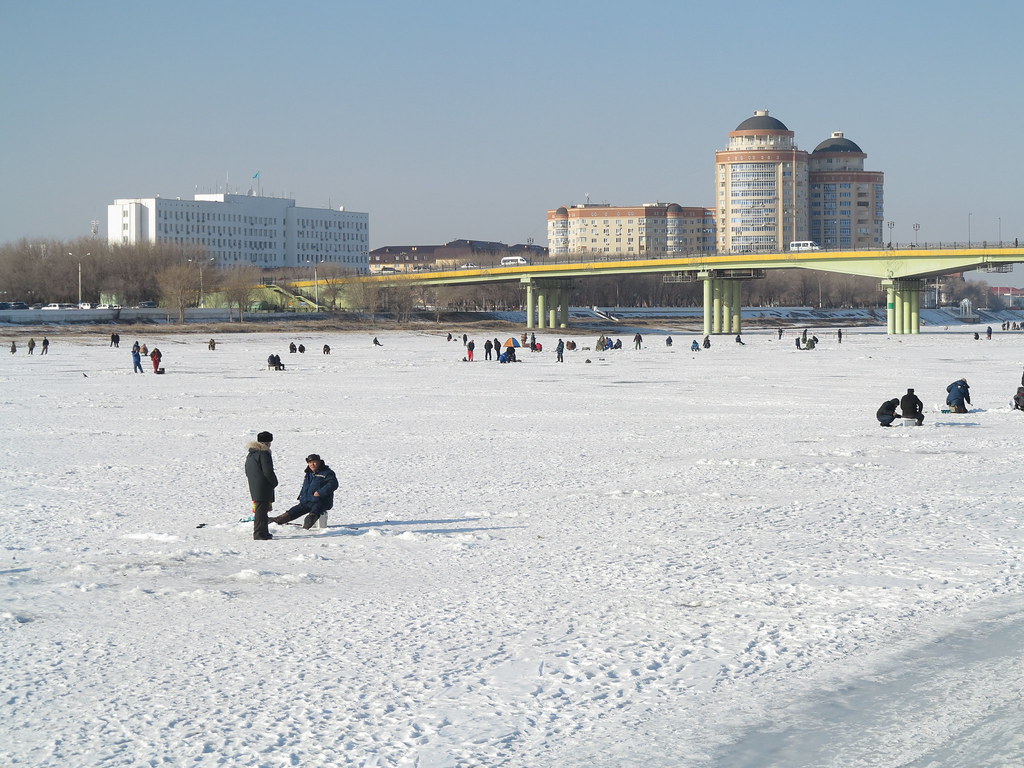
[131, 342, 144, 373]
[273, 454, 339, 530]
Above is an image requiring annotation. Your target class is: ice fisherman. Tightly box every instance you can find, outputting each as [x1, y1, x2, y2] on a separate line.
[245, 431, 279, 541]
[876, 399, 902, 427]
[900, 388, 925, 425]
[945, 378, 971, 413]
[273, 454, 339, 530]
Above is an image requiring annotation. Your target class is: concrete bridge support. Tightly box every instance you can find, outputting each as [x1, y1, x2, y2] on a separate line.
[523, 278, 574, 331]
[884, 279, 923, 335]
[701, 275, 744, 335]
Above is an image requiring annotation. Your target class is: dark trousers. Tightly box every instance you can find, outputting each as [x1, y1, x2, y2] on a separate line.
[277, 499, 327, 529]
[253, 500, 273, 539]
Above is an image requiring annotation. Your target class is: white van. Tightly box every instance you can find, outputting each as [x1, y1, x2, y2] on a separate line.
[788, 241, 821, 252]
[500, 256, 530, 267]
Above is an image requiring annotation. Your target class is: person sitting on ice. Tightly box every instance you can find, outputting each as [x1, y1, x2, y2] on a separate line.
[272, 454, 339, 530]
[691, 339, 700, 352]
[876, 399, 902, 427]
[900, 388, 925, 425]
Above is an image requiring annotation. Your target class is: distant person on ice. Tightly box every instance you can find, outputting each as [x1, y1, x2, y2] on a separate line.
[946, 378, 971, 413]
[900, 388, 925, 425]
[876, 399, 902, 427]
[633, 333, 643, 350]
[691, 339, 700, 352]
[132, 344, 144, 373]
[149, 347, 162, 373]
[273, 454, 339, 530]
[245, 431, 278, 541]
[373, 337, 383, 346]
[1013, 387, 1024, 411]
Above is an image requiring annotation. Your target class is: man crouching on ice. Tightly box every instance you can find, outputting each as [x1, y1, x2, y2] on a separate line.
[273, 454, 339, 530]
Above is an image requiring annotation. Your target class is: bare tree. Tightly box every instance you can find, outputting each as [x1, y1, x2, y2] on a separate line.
[345, 279, 382, 324]
[155, 263, 199, 323]
[218, 265, 264, 322]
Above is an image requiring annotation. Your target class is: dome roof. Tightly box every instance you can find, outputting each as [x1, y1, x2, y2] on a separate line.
[812, 132, 863, 154]
[667, 203, 683, 213]
[734, 110, 789, 132]
[555, 206, 568, 215]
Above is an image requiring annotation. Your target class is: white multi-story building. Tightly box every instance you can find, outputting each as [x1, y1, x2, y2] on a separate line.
[547, 203, 716, 258]
[107, 193, 369, 271]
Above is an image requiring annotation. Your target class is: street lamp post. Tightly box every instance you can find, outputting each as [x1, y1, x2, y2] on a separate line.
[968, 212, 972, 247]
[913, 223, 920, 246]
[998, 217, 1002, 245]
[887, 221, 894, 248]
[69, 252, 90, 305]
[189, 257, 215, 308]
[306, 259, 324, 311]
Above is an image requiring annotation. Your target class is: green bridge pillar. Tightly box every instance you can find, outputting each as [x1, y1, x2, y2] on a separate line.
[702, 278, 713, 336]
[537, 291, 547, 329]
[731, 280, 743, 334]
[525, 283, 535, 329]
[712, 280, 723, 334]
[882, 279, 923, 335]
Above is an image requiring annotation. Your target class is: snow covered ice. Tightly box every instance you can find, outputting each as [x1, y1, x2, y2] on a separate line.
[2, 326, 1023, 767]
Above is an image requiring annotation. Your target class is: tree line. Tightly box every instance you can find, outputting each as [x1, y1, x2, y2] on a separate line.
[0, 237, 1001, 321]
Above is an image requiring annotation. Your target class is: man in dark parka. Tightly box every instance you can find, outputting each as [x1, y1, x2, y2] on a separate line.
[245, 431, 278, 540]
[273, 454, 339, 530]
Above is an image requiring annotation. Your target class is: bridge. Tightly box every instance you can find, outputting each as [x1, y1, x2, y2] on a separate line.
[297, 246, 1024, 335]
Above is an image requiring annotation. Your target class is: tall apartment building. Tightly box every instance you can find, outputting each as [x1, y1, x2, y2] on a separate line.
[716, 110, 884, 253]
[107, 193, 370, 271]
[546, 203, 716, 258]
[715, 110, 809, 253]
[808, 132, 884, 249]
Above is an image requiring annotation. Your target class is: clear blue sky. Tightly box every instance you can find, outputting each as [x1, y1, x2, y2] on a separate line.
[2, 0, 1023, 279]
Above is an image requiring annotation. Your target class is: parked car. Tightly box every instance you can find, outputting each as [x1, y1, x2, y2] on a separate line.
[458, 263, 481, 270]
[136, 300, 158, 308]
[42, 303, 77, 310]
[79, 302, 94, 310]
[30, 303, 43, 310]
[96, 303, 121, 310]
[8, 302, 28, 310]
[0, 302, 10, 310]
[379, 267, 398, 274]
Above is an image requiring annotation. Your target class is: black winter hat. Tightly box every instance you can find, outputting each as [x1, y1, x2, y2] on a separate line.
[305, 454, 321, 463]
[257, 431, 273, 443]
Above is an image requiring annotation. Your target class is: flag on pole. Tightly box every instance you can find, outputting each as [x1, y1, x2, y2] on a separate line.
[252, 171, 260, 179]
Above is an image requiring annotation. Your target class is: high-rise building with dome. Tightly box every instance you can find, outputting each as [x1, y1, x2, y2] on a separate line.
[716, 110, 884, 253]
[808, 131, 884, 249]
[715, 110, 809, 253]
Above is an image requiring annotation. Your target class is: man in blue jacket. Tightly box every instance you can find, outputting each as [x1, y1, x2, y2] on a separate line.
[273, 454, 339, 530]
[946, 378, 971, 413]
